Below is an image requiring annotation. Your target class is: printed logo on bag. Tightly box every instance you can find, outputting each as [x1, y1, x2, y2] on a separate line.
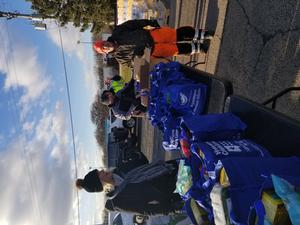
[223, 145, 242, 153]
[179, 92, 188, 105]
[206, 141, 243, 156]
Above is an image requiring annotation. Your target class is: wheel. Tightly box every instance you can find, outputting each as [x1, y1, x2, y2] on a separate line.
[127, 151, 141, 161]
[123, 118, 136, 128]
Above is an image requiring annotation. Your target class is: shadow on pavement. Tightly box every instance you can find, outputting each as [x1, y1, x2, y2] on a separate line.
[205, 0, 219, 32]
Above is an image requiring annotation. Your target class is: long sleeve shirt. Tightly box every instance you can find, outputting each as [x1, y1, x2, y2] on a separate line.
[107, 19, 160, 67]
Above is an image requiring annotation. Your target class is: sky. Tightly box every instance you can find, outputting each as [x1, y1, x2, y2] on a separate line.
[0, 1, 106, 225]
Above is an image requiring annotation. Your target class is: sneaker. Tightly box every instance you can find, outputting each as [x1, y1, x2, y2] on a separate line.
[204, 34, 213, 40]
[204, 30, 215, 40]
[200, 40, 210, 53]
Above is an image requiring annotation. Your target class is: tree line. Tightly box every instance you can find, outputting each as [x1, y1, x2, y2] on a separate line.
[27, 0, 116, 33]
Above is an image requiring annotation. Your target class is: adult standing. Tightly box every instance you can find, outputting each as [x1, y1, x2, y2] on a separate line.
[76, 160, 183, 216]
[93, 19, 213, 67]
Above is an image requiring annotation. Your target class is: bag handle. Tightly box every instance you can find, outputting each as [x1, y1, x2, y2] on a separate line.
[248, 200, 266, 225]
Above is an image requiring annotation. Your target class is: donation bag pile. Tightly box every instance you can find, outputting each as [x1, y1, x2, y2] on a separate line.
[148, 62, 207, 150]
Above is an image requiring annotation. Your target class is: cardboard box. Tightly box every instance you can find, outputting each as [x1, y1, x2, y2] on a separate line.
[133, 48, 171, 89]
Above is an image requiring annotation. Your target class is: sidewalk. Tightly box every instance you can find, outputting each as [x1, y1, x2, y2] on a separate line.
[169, 0, 229, 74]
[140, 0, 230, 161]
[215, 0, 300, 121]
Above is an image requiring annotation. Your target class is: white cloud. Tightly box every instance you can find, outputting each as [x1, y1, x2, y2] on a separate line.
[0, 23, 50, 124]
[22, 121, 35, 132]
[45, 21, 85, 60]
[0, 133, 4, 145]
[0, 101, 79, 225]
[46, 22, 98, 100]
[0, 23, 50, 107]
[0, 20, 102, 225]
[5, 47, 49, 104]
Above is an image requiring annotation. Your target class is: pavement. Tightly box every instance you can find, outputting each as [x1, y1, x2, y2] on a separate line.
[216, 0, 300, 121]
[140, 0, 300, 161]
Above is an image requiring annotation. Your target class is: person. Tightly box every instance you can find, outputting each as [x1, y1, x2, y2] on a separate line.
[76, 159, 183, 216]
[105, 75, 125, 94]
[76, 152, 149, 192]
[100, 78, 147, 120]
[93, 19, 214, 67]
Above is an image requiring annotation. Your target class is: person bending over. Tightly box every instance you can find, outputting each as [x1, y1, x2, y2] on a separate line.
[100, 78, 147, 120]
[93, 19, 214, 67]
[105, 75, 125, 94]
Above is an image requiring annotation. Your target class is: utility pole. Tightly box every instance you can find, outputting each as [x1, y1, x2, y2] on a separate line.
[0, 10, 51, 30]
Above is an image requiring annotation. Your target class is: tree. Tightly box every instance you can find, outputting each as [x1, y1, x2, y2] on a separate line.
[90, 93, 108, 126]
[27, 0, 116, 33]
[90, 94, 109, 150]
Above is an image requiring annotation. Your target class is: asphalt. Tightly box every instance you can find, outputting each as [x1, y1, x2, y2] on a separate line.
[216, 0, 300, 121]
[140, 0, 300, 162]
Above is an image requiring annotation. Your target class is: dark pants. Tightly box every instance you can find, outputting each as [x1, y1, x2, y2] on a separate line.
[133, 97, 147, 115]
[176, 27, 210, 54]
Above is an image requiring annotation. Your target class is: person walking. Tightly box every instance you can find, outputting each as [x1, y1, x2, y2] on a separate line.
[93, 19, 214, 67]
[76, 160, 183, 216]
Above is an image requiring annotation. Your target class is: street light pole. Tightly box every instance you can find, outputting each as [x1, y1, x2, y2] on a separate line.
[0, 10, 51, 30]
[0, 10, 55, 19]
[77, 40, 93, 44]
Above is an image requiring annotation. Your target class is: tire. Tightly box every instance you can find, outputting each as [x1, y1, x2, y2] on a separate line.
[123, 118, 136, 128]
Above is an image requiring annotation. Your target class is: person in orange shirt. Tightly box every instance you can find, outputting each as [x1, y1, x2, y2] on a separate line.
[93, 19, 214, 67]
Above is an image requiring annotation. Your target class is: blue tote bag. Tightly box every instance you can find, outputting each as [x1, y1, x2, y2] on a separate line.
[191, 139, 271, 179]
[164, 83, 207, 116]
[181, 112, 247, 142]
[220, 157, 300, 225]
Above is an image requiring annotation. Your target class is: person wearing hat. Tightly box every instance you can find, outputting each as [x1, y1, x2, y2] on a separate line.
[93, 19, 214, 67]
[76, 159, 183, 216]
[75, 169, 104, 192]
[100, 78, 147, 120]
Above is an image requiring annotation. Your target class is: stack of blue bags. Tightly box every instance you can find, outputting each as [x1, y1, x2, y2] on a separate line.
[148, 62, 207, 151]
[178, 113, 300, 225]
[177, 113, 272, 224]
[148, 62, 300, 225]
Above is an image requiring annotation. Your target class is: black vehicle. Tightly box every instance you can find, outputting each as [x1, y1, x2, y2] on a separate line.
[107, 125, 144, 168]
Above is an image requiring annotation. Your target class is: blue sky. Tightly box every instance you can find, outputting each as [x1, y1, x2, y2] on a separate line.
[0, 1, 105, 224]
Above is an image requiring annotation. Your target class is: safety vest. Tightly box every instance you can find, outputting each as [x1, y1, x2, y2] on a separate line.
[111, 78, 125, 93]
